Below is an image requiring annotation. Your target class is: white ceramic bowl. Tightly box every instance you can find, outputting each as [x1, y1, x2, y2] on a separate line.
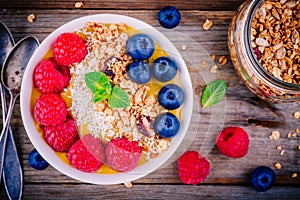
[21, 14, 193, 184]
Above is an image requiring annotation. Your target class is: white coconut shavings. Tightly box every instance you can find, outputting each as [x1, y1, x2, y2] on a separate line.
[69, 52, 112, 138]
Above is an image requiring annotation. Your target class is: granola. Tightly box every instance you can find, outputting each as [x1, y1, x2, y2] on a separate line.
[218, 56, 227, 65]
[210, 65, 218, 73]
[27, 14, 35, 23]
[269, 130, 280, 140]
[203, 19, 213, 30]
[293, 111, 300, 119]
[274, 162, 282, 169]
[251, 0, 300, 84]
[292, 172, 298, 178]
[228, 0, 300, 102]
[75, 1, 84, 8]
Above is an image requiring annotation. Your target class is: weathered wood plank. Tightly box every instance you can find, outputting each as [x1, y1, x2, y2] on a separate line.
[0, 0, 245, 11]
[1, 184, 300, 200]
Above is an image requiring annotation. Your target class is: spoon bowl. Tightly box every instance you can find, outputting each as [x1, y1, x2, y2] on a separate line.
[1, 36, 39, 94]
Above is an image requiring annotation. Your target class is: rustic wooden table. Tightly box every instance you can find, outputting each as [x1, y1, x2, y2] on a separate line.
[0, 0, 300, 199]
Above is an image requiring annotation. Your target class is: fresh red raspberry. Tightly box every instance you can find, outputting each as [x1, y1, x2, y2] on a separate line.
[53, 32, 87, 66]
[216, 126, 249, 158]
[177, 151, 211, 185]
[44, 118, 79, 152]
[67, 134, 104, 172]
[34, 93, 67, 126]
[34, 58, 65, 93]
[56, 65, 71, 88]
[106, 137, 142, 172]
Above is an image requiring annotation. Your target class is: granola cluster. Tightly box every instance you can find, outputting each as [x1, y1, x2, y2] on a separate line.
[251, 0, 300, 84]
[70, 22, 172, 160]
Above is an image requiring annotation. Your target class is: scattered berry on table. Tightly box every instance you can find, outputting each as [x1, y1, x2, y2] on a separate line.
[126, 33, 154, 61]
[34, 58, 65, 93]
[28, 149, 49, 170]
[34, 93, 67, 126]
[250, 166, 275, 192]
[127, 61, 151, 84]
[67, 134, 104, 172]
[152, 56, 178, 82]
[53, 32, 87, 66]
[44, 118, 79, 152]
[177, 151, 210, 185]
[154, 112, 180, 138]
[158, 84, 185, 110]
[106, 137, 142, 172]
[158, 6, 181, 29]
[216, 126, 249, 158]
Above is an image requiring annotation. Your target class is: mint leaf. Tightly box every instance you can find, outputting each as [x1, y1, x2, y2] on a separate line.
[93, 89, 111, 102]
[108, 86, 130, 108]
[85, 72, 112, 102]
[85, 72, 130, 108]
[201, 79, 226, 108]
[85, 72, 111, 94]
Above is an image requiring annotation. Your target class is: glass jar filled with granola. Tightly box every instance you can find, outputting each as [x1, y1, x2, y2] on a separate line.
[228, 0, 300, 102]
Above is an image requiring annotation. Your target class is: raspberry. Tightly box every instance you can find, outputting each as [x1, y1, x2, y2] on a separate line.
[44, 118, 79, 152]
[34, 58, 65, 93]
[177, 151, 210, 185]
[56, 65, 71, 88]
[34, 93, 67, 126]
[216, 126, 249, 158]
[53, 32, 87, 66]
[67, 134, 104, 172]
[106, 137, 142, 172]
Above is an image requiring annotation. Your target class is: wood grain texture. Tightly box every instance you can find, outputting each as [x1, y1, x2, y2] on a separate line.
[0, 184, 300, 200]
[0, 0, 245, 11]
[0, 3, 299, 199]
[1, 184, 300, 199]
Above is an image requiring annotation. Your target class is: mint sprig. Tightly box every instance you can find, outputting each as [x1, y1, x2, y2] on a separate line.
[109, 86, 130, 108]
[85, 72, 130, 108]
[201, 79, 227, 108]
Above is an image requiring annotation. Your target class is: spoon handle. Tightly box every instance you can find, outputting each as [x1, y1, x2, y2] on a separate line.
[0, 91, 17, 186]
[3, 126, 23, 200]
[0, 86, 22, 200]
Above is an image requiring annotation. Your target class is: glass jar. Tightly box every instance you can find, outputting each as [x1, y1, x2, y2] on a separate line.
[228, 0, 300, 103]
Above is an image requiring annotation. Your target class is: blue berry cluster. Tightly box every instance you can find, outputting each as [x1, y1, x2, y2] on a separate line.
[126, 30, 184, 139]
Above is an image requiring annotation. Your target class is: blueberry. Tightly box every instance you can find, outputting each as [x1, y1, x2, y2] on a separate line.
[250, 166, 275, 192]
[127, 61, 151, 84]
[126, 33, 154, 61]
[28, 149, 49, 170]
[158, 84, 185, 110]
[152, 56, 178, 82]
[158, 6, 181, 29]
[154, 112, 180, 138]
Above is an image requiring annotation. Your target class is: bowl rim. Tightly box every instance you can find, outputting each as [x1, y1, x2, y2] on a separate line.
[20, 13, 193, 185]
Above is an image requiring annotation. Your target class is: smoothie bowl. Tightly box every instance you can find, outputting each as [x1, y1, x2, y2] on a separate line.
[21, 14, 193, 184]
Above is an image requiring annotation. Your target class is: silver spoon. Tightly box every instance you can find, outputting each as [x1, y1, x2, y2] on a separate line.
[0, 36, 39, 197]
[0, 20, 28, 200]
[0, 20, 22, 200]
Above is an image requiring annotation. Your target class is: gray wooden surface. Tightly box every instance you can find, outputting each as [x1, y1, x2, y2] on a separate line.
[0, 0, 299, 199]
